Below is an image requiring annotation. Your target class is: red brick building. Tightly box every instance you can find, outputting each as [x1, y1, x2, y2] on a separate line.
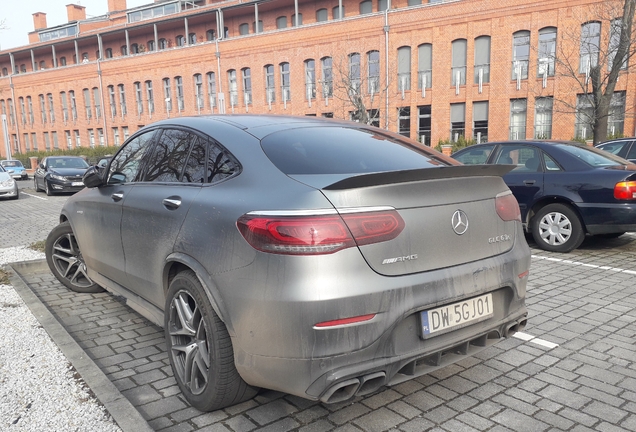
[0, 0, 633, 158]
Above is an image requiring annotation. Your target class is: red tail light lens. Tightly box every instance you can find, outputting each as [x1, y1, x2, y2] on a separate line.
[614, 181, 636, 200]
[495, 191, 521, 222]
[237, 210, 405, 255]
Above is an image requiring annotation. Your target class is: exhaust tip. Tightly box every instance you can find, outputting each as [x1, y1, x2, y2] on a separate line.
[320, 378, 360, 404]
[357, 372, 386, 397]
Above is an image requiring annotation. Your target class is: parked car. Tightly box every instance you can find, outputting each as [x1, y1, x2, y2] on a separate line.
[1, 159, 28, 180]
[46, 115, 529, 411]
[596, 137, 636, 163]
[0, 165, 19, 200]
[452, 140, 636, 252]
[33, 156, 90, 196]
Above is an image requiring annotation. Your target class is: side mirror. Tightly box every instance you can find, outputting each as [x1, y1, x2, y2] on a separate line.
[83, 166, 105, 188]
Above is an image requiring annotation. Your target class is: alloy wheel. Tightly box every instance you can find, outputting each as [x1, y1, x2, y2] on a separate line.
[50, 232, 94, 289]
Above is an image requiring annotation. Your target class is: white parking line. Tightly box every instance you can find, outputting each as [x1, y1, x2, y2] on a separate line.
[21, 192, 48, 201]
[531, 254, 636, 275]
[513, 331, 559, 349]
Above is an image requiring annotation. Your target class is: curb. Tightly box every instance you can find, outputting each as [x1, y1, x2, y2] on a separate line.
[8, 259, 154, 432]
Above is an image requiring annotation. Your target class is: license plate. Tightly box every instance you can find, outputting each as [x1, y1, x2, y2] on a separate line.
[72, 182, 84, 186]
[421, 293, 493, 336]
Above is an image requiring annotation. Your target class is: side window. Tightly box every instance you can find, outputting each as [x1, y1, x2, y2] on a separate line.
[143, 129, 195, 182]
[182, 136, 207, 183]
[453, 144, 495, 164]
[496, 145, 541, 172]
[543, 153, 561, 171]
[625, 142, 636, 160]
[108, 131, 157, 184]
[207, 139, 239, 183]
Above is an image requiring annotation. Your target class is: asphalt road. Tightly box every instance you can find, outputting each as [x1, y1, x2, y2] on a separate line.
[2, 180, 636, 432]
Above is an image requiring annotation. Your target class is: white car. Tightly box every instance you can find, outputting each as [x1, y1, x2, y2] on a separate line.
[0, 165, 19, 200]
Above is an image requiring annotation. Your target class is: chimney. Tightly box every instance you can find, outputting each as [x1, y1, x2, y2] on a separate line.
[33, 12, 48, 30]
[66, 4, 87, 22]
[108, 0, 128, 12]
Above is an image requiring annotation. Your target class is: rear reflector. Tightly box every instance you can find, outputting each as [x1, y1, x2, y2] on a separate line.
[614, 181, 636, 200]
[314, 314, 376, 328]
[237, 210, 405, 255]
[495, 191, 521, 222]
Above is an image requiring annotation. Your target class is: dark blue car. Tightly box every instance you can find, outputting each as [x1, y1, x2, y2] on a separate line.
[452, 140, 636, 252]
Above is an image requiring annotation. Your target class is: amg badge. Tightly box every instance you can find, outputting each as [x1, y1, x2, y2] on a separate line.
[382, 254, 418, 265]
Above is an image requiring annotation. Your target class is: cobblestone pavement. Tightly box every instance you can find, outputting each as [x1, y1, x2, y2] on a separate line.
[3, 186, 636, 431]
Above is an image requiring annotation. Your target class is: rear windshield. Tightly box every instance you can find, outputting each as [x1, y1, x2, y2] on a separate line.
[260, 126, 449, 175]
[1, 160, 22, 167]
[557, 143, 627, 167]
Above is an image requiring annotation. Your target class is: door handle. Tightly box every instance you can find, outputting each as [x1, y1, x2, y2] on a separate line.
[162, 198, 182, 209]
[111, 192, 124, 201]
[523, 180, 536, 186]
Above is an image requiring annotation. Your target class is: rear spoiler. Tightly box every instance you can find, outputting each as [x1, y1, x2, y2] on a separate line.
[323, 165, 514, 191]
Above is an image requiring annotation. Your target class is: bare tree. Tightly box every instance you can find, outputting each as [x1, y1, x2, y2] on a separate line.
[540, 0, 636, 143]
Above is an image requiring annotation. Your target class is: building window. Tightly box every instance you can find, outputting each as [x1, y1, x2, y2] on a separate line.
[40, 60, 46, 69]
[65, 130, 72, 149]
[44, 132, 50, 150]
[316, 9, 328, 22]
[367, 51, 380, 94]
[397, 46, 411, 91]
[368, 109, 380, 127]
[228, 70, 238, 107]
[118, 84, 127, 115]
[451, 39, 467, 86]
[360, 0, 372, 14]
[224, 27, 229, 38]
[474, 36, 490, 84]
[105, 48, 113, 58]
[131, 43, 139, 54]
[450, 103, 465, 141]
[265, 65, 275, 103]
[333, 5, 345, 19]
[122, 126, 129, 140]
[60, 93, 68, 122]
[418, 105, 431, 146]
[98, 129, 105, 146]
[147, 41, 155, 52]
[473, 101, 489, 143]
[398, 107, 410, 137]
[418, 43, 432, 90]
[608, 91, 626, 137]
[321, 57, 333, 98]
[89, 129, 95, 148]
[32, 132, 38, 150]
[176, 35, 185, 47]
[47, 93, 55, 123]
[74, 130, 80, 148]
[242, 68, 252, 105]
[60, 57, 67, 66]
[39, 95, 46, 124]
[292, 13, 303, 26]
[510, 99, 527, 140]
[534, 97, 553, 139]
[69, 90, 77, 120]
[52, 131, 59, 149]
[207, 72, 217, 108]
[24, 133, 30, 151]
[108, 85, 116, 117]
[538, 27, 557, 77]
[239, 23, 249, 35]
[276, 16, 287, 29]
[349, 53, 361, 93]
[304, 59, 316, 100]
[206, 30, 216, 41]
[512, 31, 530, 80]
[7, 99, 15, 126]
[19, 97, 26, 125]
[189, 33, 197, 45]
[135, 82, 143, 115]
[378, 0, 388, 11]
[159, 38, 167, 50]
[194, 74, 204, 111]
[113, 127, 120, 146]
[27, 96, 34, 124]
[146, 80, 155, 114]
[280, 62, 291, 101]
[163, 78, 172, 112]
[580, 22, 601, 73]
[93, 87, 101, 119]
[175, 77, 184, 111]
[121, 45, 128, 56]
[609, 19, 628, 70]
[253, 21, 263, 33]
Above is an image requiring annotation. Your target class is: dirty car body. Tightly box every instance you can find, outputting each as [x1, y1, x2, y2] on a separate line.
[49, 115, 529, 410]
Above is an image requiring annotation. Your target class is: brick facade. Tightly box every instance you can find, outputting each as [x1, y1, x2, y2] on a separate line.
[0, 0, 632, 157]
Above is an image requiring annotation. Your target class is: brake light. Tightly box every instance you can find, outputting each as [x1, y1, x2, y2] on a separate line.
[314, 314, 376, 328]
[614, 181, 636, 200]
[237, 210, 404, 255]
[495, 191, 521, 222]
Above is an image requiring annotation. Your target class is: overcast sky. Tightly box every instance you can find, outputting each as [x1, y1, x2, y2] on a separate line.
[1, 1, 150, 50]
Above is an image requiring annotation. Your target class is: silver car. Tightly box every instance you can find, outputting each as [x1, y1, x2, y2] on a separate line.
[46, 115, 529, 411]
[0, 165, 19, 199]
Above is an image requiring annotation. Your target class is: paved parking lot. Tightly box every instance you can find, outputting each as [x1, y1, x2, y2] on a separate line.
[3, 183, 636, 432]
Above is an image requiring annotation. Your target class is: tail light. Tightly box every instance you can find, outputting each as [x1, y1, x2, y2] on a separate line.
[614, 181, 636, 200]
[237, 209, 405, 255]
[495, 191, 521, 222]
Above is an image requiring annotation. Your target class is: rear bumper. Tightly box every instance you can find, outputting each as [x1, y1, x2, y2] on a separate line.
[577, 202, 636, 234]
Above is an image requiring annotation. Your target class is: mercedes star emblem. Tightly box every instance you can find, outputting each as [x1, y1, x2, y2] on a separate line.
[451, 210, 469, 235]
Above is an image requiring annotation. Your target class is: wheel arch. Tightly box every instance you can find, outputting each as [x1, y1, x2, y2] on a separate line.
[163, 253, 233, 334]
[526, 197, 587, 234]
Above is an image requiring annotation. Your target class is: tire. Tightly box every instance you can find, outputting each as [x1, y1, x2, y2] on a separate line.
[45, 180, 54, 196]
[45, 222, 103, 293]
[165, 270, 258, 411]
[11, 190, 19, 200]
[531, 203, 585, 252]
